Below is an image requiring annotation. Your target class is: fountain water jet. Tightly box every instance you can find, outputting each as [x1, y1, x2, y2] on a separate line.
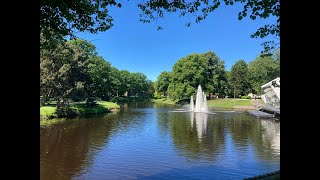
[192, 85, 208, 112]
[170, 85, 220, 114]
[190, 96, 194, 111]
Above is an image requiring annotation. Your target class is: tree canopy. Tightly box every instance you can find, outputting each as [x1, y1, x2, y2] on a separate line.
[40, 37, 154, 105]
[40, 0, 279, 53]
[229, 60, 251, 97]
[154, 51, 228, 101]
[248, 54, 280, 94]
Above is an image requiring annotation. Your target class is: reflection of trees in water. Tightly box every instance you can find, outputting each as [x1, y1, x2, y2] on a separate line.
[40, 111, 144, 180]
[226, 114, 280, 160]
[169, 112, 225, 161]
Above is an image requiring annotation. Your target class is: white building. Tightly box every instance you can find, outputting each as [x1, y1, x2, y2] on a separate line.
[261, 77, 280, 108]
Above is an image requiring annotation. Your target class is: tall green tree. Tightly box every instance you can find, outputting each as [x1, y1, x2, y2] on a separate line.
[155, 71, 172, 96]
[248, 55, 280, 94]
[40, 38, 92, 105]
[40, 39, 74, 103]
[204, 51, 229, 97]
[229, 60, 251, 97]
[167, 53, 208, 100]
[109, 67, 121, 97]
[165, 51, 227, 101]
[87, 56, 112, 100]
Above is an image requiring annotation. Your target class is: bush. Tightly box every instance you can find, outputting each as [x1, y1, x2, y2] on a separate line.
[241, 96, 251, 99]
[86, 97, 97, 107]
[56, 106, 78, 118]
[153, 91, 162, 99]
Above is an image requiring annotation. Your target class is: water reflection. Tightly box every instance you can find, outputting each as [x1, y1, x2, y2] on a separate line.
[190, 112, 208, 140]
[170, 112, 225, 161]
[40, 103, 280, 179]
[40, 115, 117, 180]
[260, 119, 280, 155]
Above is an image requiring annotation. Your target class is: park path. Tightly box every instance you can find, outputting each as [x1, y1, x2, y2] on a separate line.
[251, 99, 263, 108]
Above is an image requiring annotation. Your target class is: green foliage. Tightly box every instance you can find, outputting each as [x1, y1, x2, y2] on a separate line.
[40, 1, 279, 54]
[40, 37, 154, 108]
[165, 51, 228, 101]
[40, 0, 122, 46]
[138, 0, 280, 55]
[97, 101, 120, 109]
[248, 55, 280, 94]
[40, 101, 120, 119]
[241, 96, 251, 99]
[155, 71, 171, 96]
[40, 106, 57, 117]
[153, 91, 162, 99]
[229, 60, 251, 97]
[152, 98, 177, 105]
[110, 96, 151, 103]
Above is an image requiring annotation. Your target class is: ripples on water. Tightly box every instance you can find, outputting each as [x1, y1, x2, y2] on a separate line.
[40, 102, 280, 180]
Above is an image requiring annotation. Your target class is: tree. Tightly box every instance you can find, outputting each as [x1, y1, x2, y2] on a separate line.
[87, 56, 112, 100]
[167, 53, 209, 100]
[109, 67, 121, 97]
[155, 71, 172, 96]
[204, 51, 229, 97]
[41, 1, 279, 54]
[40, 0, 121, 46]
[130, 73, 150, 97]
[40, 39, 75, 104]
[248, 55, 280, 94]
[229, 60, 251, 97]
[165, 51, 227, 101]
[146, 80, 155, 97]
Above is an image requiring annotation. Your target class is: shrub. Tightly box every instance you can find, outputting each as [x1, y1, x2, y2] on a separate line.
[241, 96, 251, 99]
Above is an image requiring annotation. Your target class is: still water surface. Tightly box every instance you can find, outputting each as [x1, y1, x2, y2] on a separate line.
[40, 103, 280, 180]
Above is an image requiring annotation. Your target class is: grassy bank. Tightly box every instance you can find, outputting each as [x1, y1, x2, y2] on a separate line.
[151, 98, 177, 105]
[152, 97, 254, 109]
[207, 99, 252, 109]
[40, 101, 120, 119]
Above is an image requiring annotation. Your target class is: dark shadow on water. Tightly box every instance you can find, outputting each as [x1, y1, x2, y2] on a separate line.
[136, 165, 279, 180]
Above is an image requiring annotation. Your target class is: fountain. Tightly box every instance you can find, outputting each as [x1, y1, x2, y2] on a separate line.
[171, 85, 234, 114]
[192, 85, 208, 113]
[190, 96, 194, 111]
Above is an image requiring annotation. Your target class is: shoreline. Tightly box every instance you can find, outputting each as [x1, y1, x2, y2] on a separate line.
[40, 101, 120, 120]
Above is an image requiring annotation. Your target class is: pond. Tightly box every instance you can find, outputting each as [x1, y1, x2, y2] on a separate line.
[40, 102, 280, 180]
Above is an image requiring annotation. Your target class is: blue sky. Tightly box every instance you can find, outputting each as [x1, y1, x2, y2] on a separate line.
[77, 1, 278, 82]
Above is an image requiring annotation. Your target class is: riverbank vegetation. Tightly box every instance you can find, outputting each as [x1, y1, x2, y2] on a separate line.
[41, 37, 278, 116]
[154, 50, 280, 104]
[40, 101, 120, 119]
[40, 37, 154, 118]
[207, 99, 252, 109]
[151, 98, 177, 105]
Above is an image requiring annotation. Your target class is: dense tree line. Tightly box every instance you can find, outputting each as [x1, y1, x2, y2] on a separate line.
[40, 37, 154, 106]
[155, 50, 280, 101]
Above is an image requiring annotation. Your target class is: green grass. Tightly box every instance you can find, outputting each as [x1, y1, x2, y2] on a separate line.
[40, 101, 120, 119]
[72, 101, 120, 115]
[152, 98, 177, 105]
[259, 99, 265, 104]
[207, 99, 252, 109]
[97, 101, 120, 109]
[40, 106, 57, 117]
